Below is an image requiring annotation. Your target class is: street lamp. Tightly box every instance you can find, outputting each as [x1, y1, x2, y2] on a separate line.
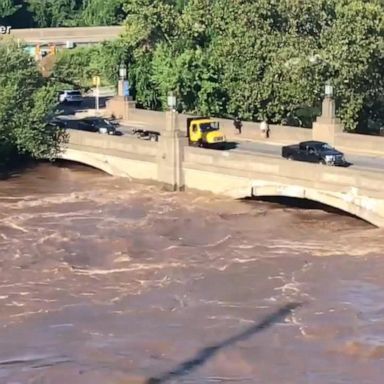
[119, 63, 127, 79]
[167, 92, 176, 110]
[325, 83, 333, 97]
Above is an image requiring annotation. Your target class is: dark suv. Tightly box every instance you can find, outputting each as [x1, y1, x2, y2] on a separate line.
[79, 117, 117, 135]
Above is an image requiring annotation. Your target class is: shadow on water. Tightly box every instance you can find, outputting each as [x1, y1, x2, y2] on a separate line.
[0, 158, 38, 181]
[244, 195, 369, 222]
[146, 302, 302, 384]
[46, 159, 109, 174]
[0, 355, 72, 370]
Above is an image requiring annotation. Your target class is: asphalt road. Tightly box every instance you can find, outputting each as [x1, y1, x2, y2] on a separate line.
[118, 124, 384, 173]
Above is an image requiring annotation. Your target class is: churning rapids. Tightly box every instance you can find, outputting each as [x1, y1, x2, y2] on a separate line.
[0, 162, 384, 384]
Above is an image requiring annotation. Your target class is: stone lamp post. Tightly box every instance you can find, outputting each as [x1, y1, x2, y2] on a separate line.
[157, 92, 188, 191]
[106, 62, 136, 120]
[117, 63, 127, 97]
[312, 83, 344, 145]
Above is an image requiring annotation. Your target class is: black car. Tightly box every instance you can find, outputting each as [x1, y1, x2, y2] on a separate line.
[282, 140, 347, 166]
[80, 117, 117, 135]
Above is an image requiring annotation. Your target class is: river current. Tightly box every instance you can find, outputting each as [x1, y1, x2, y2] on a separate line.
[0, 162, 383, 384]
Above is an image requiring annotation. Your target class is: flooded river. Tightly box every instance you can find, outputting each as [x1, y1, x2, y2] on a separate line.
[0, 162, 383, 384]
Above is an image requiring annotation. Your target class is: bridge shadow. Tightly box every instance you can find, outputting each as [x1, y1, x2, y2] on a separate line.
[146, 302, 302, 384]
[245, 195, 372, 225]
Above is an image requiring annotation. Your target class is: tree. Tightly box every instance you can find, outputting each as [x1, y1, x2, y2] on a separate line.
[320, 0, 384, 130]
[77, 0, 126, 26]
[26, 0, 80, 27]
[53, 40, 129, 88]
[40, 0, 384, 131]
[0, 0, 20, 21]
[0, 42, 66, 166]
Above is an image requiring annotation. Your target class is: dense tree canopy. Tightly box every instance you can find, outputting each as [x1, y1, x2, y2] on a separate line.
[0, 43, 65, 168]
[2, 0, 384, 131]
[0, 0, 20, 21]
[26, 0, 79, 28]
[78, 0, 126, 26]
[113, 0, 384, 130]
[0, 0, 125, 27]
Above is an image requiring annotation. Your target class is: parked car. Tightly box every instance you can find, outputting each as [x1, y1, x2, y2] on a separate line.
[282, 140, 347, 166]
[58, 90, 83, 105]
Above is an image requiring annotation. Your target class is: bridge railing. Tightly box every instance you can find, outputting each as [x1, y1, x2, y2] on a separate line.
[126, 108, 312, 144]
[123, 108, 384, 158]
[65, 129, 158, 158]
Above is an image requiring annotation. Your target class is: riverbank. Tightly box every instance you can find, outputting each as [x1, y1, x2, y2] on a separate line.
[0, 150, 35, 180]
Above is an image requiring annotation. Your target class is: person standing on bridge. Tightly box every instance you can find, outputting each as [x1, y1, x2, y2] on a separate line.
[233, 116, 242, 134]
[260, 119, 270, 139]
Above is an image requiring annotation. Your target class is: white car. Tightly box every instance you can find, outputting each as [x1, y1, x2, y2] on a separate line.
[59, 90, 83, 105]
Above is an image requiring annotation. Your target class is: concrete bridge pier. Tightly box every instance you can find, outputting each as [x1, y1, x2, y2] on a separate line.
[106, 95, 136, 120]
[157, 110, 188, 191]
[312, 94, 344, 145]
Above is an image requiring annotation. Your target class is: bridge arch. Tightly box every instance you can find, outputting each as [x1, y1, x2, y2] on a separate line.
[57, 147, 159, 180]
[58, 149, 116, 175]
[250, 184, 381, 227]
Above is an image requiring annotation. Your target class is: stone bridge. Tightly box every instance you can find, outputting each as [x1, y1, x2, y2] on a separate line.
[59, 126, 384, 227]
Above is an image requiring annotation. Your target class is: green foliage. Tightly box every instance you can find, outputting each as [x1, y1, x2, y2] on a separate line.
[116, 0, 384, 130]
[0, 0, 20, 21]
[26, 0, 80, 27]
[14, 0, 382, 131]
[53, 40, 129, 87]
[4, 0, 125, 27]
[320, 0, 384, 130]
[0, 43, 66, 162]
[77, 0, 126, 26]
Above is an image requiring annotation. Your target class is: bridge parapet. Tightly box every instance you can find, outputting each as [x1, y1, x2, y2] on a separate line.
[183, 147, 384, 193]
[59, 129, 158, 179]
[66, 129, 157, 156]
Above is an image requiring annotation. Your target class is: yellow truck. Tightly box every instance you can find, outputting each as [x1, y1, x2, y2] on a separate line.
[187, 117, 226, 149]
[127, 116, 226, 149]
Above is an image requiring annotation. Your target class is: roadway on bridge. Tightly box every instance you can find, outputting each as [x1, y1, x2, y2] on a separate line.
[118, 124, 384, 173]
[233, 140, 384, 172]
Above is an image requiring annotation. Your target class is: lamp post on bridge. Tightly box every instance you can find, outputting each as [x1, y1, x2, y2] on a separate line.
[313, 81, 343, 144]
[158, 91, 188, 191]
[294, 54, 343, 143]
[167, 91, 177, 112]
[321, 82, 337, 122]
[107, 62, 136, 120]
[118, 62, 127, 97]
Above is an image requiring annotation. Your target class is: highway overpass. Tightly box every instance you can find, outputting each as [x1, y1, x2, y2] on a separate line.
[2, 26, 124, 45]
[59, 128, 384, 227]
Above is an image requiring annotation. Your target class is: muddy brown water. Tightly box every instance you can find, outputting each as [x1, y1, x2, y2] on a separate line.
[0, 162, 383, 384]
